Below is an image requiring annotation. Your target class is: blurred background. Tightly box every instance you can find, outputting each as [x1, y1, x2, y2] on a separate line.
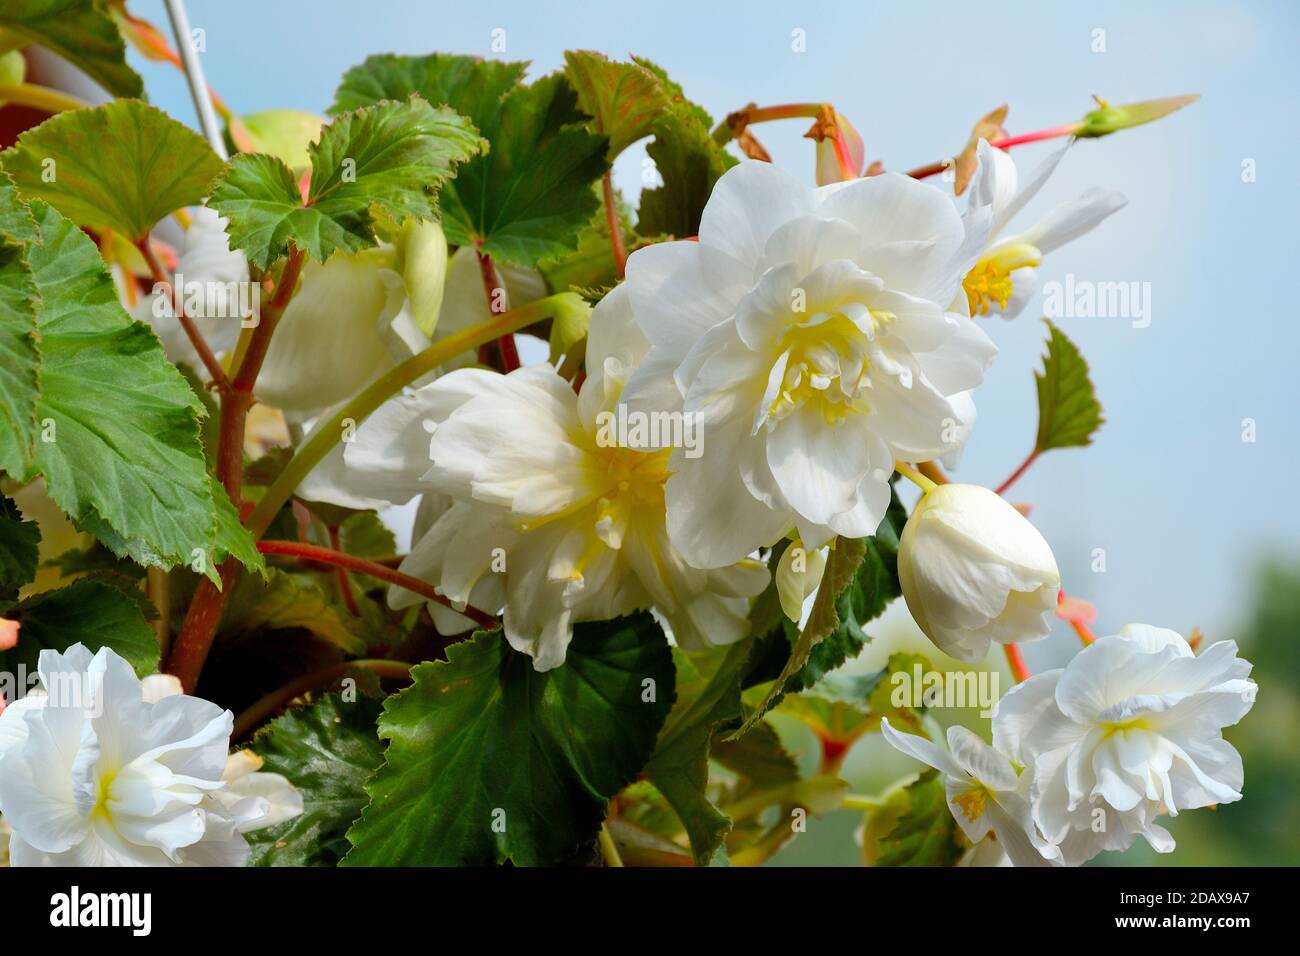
[110, 0, 1300, 864]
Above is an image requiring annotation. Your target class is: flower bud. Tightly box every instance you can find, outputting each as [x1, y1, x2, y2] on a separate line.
[1075, 94, 1198, 138]
[898, 483, 1059, 662]
[813, 111, 865, 185]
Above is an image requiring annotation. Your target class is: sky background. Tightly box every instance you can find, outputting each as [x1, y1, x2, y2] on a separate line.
[128, 0, 1300, 666]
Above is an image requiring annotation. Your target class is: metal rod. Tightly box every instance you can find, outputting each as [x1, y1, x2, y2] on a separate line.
[162, 0, 228, 160]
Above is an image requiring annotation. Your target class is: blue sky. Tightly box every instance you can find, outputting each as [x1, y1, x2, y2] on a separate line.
[134, 0, 1300, 662]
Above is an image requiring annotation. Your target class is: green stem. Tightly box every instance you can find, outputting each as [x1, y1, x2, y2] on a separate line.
[598, 823, 625, 868]
[245, 294, 571, 538]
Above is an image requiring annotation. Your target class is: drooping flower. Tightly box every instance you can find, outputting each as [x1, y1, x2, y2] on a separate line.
[0, 645, 301, 867]
[880, 718, 1056, 867]
[993, 624, 1257, 865]
[619, 159, 999, 569]
[255, 241, 433, 420]
[960, 142, 1126, 318]
[897, 483, 1060, 662]
[305, 284, 769, 670]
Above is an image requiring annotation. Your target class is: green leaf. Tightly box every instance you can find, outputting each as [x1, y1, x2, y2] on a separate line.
[538, 199, 635, 296]
[220, 568, 366, 655]
[208, 98, 482, 269]
[344, 615, 674, 866]
[790, 491, 905, 691]
[1, 578, 159, 680]
[0, 229, 39, 478]
[0, 0, 143, 98]
[21, 202, 260, 583]
[872, 769, 964, 867]
[735, 537, 865, 737]
[247, 693, 385, 867]
[644, 641, 749, 865]
[331, 53, 526, 126]
[0, 493, 40, 596]
[564, 50, 667, 159]
[3, 100, 223, 239]
[332, 55, 606, 265]
[0, 168, 38, 242]
[636, 100, 737, 239]
[1034, 320, 1104, 453]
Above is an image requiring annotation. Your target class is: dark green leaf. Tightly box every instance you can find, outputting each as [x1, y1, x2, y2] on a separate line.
[344, 615, 674, 866]
[0, 493, 39, 596]
[220, 568, 366, 655]
[3, 100, 223, 239]
[0, 0, 143, 98]
[1034, 320, 1104, 453]
[248, 693, 385, 867]
[644, 641, 749, 865]
[636, 100, 737, 239]
[0, 230, 38, 478]
[1, 578, 159, 680]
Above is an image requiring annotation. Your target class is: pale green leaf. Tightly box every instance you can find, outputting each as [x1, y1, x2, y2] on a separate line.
[3, 100, 223, 239]
[209, 98, 482, 269]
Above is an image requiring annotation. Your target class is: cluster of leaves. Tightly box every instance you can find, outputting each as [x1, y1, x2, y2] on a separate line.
[0, 4, 1110, 869]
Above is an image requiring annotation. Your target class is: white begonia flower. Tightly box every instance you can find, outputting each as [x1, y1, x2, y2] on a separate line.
[880, 718, 1057, 867]
[960, 141, 1127, 318]
[255, 244, 432, 420]
[131, 206, 251, 369]
[0, 645, 302, 867]
[619, 159, 1000, 569]
[309, 283, 769, 670]
[993, 624, 1257, 866]
[897, 483, 1060, 663]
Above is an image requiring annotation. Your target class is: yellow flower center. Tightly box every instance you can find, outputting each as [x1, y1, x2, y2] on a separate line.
[951, 782, 992, 822]
[1100, 716, 1153, 739]
[766, 310, 893, 427]
[962, 242, 1042, 316]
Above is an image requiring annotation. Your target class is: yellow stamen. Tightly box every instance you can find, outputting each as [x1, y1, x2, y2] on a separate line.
[951, 783, 990, 822]
[962, 243, 1042, 316]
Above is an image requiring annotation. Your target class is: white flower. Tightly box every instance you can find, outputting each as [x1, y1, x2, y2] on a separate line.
[880, 718, 1056, 867]
[256, 244, 432, 420]
[0, 645, 302, 867]
[310, 284, 769, 670]
[993, 624, 1257, 865]
[619, 159, 999, 568]
[131, 206, 250, 369]
[897, 483, 1060, 662]
[960, 142, 1126, 318]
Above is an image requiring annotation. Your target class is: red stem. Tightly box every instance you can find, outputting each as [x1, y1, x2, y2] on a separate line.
[907, 123, 1081, 180]
[476, 248, 519, 372]
[327, 525, 361, 617]
[167, 245, 307, 693]
[602, 171, 627, 278]
[1003, 644, 1031, 683]
[136, 237, 231, 391]
[994, 449, 1040, 496]
[256, 540, 499, 630]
